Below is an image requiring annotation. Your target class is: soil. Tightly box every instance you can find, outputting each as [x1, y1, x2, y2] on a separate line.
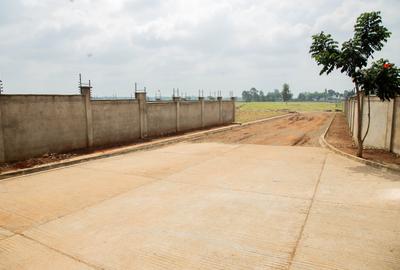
[326, 113, 400, 166]
[195, 112, 333, 146]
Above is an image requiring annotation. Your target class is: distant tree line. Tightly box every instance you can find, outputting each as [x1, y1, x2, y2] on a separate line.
[241, 85, 354, 102]
[242, 84, 292, 102]
[297, 89, 354, 101]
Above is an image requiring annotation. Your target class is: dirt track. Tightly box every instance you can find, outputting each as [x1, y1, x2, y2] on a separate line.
[195, 112, 333, 146]
[327, 113, 400, 165]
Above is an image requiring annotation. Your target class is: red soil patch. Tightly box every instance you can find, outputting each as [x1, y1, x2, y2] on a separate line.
[195, 112, 332, 147]
[326, 113, 400, 166]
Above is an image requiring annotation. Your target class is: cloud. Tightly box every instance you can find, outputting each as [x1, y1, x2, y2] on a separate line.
[0, 0, 399, 96]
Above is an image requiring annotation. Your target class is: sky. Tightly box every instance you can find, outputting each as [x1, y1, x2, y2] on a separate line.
[0, 0, 399, 98]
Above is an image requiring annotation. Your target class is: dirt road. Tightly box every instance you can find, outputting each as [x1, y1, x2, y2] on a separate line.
[195, 112, 333, 146]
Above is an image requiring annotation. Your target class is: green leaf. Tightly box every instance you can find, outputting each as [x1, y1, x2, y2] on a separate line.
[354, 12, 391, 58]
[359, 59, 400, 101]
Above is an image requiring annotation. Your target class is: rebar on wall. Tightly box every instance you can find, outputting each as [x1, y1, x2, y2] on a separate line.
[79, 73, 92, 96]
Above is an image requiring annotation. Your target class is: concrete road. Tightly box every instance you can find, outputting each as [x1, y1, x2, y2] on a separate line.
[0, 142, 399, 270]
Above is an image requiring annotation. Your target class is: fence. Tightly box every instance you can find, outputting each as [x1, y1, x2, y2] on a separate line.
[344, 95, 400, 155]
[0, 86, 235, 163]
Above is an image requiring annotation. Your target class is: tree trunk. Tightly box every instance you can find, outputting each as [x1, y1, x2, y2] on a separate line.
[355, 83, 363, 157]
[362, 95, 371, 144]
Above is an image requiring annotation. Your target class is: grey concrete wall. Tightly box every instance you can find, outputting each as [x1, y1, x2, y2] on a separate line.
[204, 101, 220, 127]
[0, 93, 235, 163]
[345, 95, 399, 155]
[147, 102, 177, 137]
[222, 101, 234, 124]
[179, 102, 202, 132]
[0, 95, 87, 162]
[360, 97, 393, 150]
[92, 100, 140, 146]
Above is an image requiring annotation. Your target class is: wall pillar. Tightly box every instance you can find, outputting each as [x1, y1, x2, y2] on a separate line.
[0, 96, 5, 163]
[81, 86, 93, 148]
[173, 96, 181, 132]
[352, 99, 355, 130]
[136, 92, 148, 138]
[384, 98, 395, 150]
[231, 97, 236, 123]
[199, 97, 205, 128]
[390, 97, 397, 152]
[218, 96, 223, 124]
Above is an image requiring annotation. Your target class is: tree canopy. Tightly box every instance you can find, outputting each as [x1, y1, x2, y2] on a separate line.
[310, 11, 399, 100]
[281, 83, 292, 102]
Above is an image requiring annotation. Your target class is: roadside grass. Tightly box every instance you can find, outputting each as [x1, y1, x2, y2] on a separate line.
[236, 101, 343, 123]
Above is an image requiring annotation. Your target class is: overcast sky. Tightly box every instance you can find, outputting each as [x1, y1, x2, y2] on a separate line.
[0, 0, 399, 97]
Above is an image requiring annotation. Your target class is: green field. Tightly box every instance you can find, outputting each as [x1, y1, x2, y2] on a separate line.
[236, 102, 343, 123]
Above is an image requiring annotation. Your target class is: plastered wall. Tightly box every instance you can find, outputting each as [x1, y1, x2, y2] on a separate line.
[0, 92, 235, 163]
[344, 96, 399, 154]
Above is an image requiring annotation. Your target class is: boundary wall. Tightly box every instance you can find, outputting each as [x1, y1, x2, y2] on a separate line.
[344, 95, 399, 155]
[0, 87, 235, 162]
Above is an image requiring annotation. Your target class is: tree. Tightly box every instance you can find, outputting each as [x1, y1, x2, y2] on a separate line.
[265, 89, 276, 101]
[327, 89, 336, 97]
[249, 87, 260, 101]
[281, 83, 292, 102]
[241, 88, 262, 102]
[242, 90, 251, 102]
[310, 11, 400, 157]
[259, 90, 266, 101]
[344, 89, 355, 99]
[297, 92, 306, 101]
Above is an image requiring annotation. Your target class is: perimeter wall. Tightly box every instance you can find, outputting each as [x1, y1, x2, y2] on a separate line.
[0, 89, 235, 162]
[344, 96, 399, 155]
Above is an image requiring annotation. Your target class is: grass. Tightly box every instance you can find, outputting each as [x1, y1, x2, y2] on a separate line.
[236, 101, 343, 123]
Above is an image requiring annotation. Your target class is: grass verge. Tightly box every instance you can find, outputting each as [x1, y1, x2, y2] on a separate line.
[236, 102, 342, 123]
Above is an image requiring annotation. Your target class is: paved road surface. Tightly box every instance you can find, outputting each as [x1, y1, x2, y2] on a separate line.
[0, 143, 399, 269]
